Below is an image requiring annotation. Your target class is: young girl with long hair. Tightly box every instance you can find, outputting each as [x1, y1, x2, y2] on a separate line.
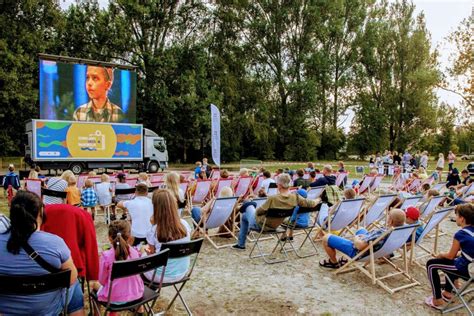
[164, 172, 185, 213]
[94, 220, 144, 312]
[144, 189, 191, 283]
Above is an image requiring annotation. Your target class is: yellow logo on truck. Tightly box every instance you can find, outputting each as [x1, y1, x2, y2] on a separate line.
[66, 123, 117, 158]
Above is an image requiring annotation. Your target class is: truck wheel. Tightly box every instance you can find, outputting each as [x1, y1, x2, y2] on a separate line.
[147, 161, 159, 173]
[70, 163, 84, 174]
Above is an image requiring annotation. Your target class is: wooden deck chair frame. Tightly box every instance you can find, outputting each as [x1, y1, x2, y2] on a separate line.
[419, 195, 446, 220]
[335, 224, 420, 294]
[248, 208, 295, 264]
[316, 198, 366, 238]
[406, 178, 422, 193]
[91, 249, 169, 316]
[281, 205, 320, 258]
[213, 178, 234, 198]
[441, 270, 474, 315]
[147, 239, 204, 316]
[410, 207, 454, 266]
[192, 196, 238, 249]
[362, 194, 397, 228]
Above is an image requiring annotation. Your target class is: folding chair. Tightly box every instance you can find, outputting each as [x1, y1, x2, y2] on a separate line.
[281, 205, 320, 258]
[248, 208, 295, 264]
[77, 174, 88, 189]
[190, 180, 212, 205]
[252, 176, 264, 195]
[419, 195, 446, 219]
[210, 169, 220, 180]
[406, 178, 422, 193]
[411, 207, 454, 265]
[362, 194, 397, 228]
[441, 269, 474, 315]
[306, 186, 325, 200]
[234, 176, 253, 198]
[335, 172, 348, 187]
[90, 249, 170, 316]
[41, 187, 67, 204]
[335, 224, 420, 294]
[148, 239, 204, 316]
[399, 196, 423, 210]
[317, 198, 366, 236]
[267, 182, 278, 196]
[432, 182, 448, 192]
[0, 270, 71, 315]
[358, 176, 374, 195]
[192, 197, 238, 249]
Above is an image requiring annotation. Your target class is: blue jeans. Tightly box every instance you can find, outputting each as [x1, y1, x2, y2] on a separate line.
[191, 206, 202, 224]
[238, 205, 260, 247]
[53, 280, 84, 315]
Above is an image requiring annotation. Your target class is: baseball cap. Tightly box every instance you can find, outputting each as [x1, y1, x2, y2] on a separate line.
[405, 206, 420, 221]
[296, 189, 308, 199]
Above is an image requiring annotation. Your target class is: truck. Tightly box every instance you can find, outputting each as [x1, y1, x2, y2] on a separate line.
[25, 119, 168, 174]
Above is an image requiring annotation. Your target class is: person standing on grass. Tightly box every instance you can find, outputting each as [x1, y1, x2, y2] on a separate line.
[2, 164, 20, 191]
[436, 153, 445, 181]
[448, 151, 456, 171]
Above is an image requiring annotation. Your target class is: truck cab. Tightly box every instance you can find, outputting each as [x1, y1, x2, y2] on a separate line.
[144, 128, 168, 173]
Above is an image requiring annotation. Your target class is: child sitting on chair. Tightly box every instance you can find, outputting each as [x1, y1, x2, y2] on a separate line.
[405, 206, 424, 243]
[319, 209, 406, 269]
[81, 179, 98, 218]
[65, 175, 81, 206]
[317, 188, 356, 228]
[137, 172, 151, 187]
[93, 220, 144, 315]
[425, 204, 474, 310]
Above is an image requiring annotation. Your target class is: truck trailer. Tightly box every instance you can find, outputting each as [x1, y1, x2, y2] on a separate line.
[25, 119, 168, 174]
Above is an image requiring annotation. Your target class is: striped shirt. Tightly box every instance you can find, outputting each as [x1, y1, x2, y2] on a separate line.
[44, 177, 67, 205]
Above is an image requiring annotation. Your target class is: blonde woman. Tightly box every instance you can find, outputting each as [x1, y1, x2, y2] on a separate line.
[164, 172, 185, 214]
[436, 153, 445, 181]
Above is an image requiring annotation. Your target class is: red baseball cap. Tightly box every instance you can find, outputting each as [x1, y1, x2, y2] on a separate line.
[405, 206, 420, 221]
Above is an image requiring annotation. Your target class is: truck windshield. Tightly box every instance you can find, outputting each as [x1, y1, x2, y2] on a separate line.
[154, 139, 166, 152]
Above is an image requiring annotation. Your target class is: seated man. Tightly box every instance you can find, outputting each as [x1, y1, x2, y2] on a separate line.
[309, 165, 336, 187]
[232, 174, 317, 250]
[117, 183, 153, 246]
[319, 208, 406, 268]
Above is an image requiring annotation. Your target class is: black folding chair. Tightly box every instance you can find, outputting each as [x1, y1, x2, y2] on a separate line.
[0, 270, 72, 315]
[248, 208, 295, 264]
[90, 249, 169, 316]
[280, 205, 320, 258]
[41, 187, 67, 202]
[441, 269, 474, 315]
[147, 238, 204, 315]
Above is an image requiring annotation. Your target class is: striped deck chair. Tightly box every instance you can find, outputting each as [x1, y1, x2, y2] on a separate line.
[150, 173, 164, 182]
[405, 178, 422, 193]
[234, 176, 253, 198]
[335, 224, 420, 294]
[390, 174, 405, 192]
[358, 176, 374, 195]
[214, 178, 233, 197]
[25, 178, 42, 197]
[252, 176, 264, 195]
[307, 186, 325, 200]
[399, 196, 423, 210]
[125, 178, 137, 187]
[419, 195, 446, 220]
[317, 198, 366, 237]
[191, 180, 212, 205]
[370, 175, 384, 195]
[432, 181, 447, 192]
[411, 207, 454, 265]
[210, 170, 221, 180]
[192, 197, 238, 249]
[362, 194, 397, 228]
[335, 172, 348, 187]
[77, 174, 88, 189]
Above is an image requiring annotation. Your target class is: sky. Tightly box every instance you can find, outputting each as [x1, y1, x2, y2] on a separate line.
[59, 0, 472, 129]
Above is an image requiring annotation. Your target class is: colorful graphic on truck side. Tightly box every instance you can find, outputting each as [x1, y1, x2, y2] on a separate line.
[33, 120, 142, 160]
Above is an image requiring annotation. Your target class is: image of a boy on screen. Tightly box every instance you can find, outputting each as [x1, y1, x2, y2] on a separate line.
[73, 66, 123, 122]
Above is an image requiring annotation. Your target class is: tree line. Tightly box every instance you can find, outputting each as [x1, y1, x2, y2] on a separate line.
[0, 0, 472, 162]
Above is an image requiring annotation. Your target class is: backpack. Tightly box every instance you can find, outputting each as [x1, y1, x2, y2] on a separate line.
[324, 185, 343, 206]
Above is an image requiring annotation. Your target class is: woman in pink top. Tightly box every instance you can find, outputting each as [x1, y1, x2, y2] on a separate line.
[93, 220, 144, 314]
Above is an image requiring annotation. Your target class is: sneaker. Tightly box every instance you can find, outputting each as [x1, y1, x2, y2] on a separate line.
[231, 244, 246, 251]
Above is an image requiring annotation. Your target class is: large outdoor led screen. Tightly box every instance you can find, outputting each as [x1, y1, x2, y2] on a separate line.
[39, 59, 136, 123]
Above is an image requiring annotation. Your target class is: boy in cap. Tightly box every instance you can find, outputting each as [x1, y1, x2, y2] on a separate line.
[405, 206, 424, 243]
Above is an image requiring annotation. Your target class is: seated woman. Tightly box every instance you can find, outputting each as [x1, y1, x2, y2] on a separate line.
[425, 204, 474, 310]
[0, 191, 84, 315]
[144, 189, 192, 283]
[164, 172, 186, 215]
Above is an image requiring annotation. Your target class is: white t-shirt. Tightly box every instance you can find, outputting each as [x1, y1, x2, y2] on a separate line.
[437, 158, 445, 169]
[260, 178, 275, 193]
[96, 182, 112, 205]
[145, 219, 191, 283]
[124, 196, 153, 238]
